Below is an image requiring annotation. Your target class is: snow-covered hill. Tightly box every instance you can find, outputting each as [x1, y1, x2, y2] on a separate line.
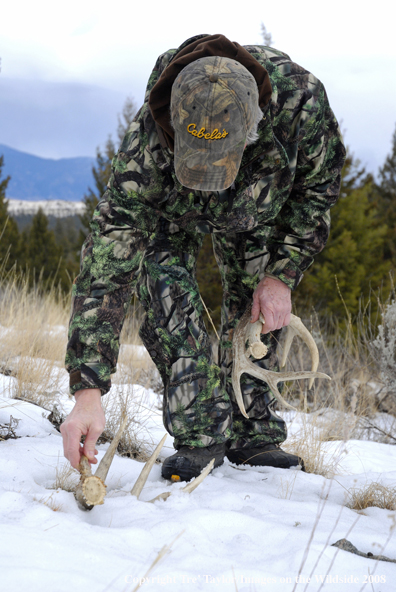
[7, 199, 85, 218]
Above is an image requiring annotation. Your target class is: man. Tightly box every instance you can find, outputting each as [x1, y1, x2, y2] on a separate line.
[61, 34, 346, 482]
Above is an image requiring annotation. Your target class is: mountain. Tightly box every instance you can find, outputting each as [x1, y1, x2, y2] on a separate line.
[0, 144, 95, 201]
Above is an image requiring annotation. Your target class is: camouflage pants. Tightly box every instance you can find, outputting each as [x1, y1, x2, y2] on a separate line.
[136, 217, 287, 450]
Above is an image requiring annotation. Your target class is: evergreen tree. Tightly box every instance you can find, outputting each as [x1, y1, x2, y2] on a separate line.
[79, 136, 116, 233]
[80, 96, 137, 233]
[376, 123, 396, 260]
[23, 208, 68, 289]
[54, 218, 80, 280]
[294, 152, 391, 320]
[0, 155, 21, 272]
[260, 23, 273, 47]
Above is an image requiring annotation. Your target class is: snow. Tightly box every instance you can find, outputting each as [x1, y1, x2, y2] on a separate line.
[1, 375, 395, 592]
[7, 199, 85, 218]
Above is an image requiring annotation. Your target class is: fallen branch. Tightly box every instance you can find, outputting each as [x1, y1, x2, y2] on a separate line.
[331, 539, 396, 563]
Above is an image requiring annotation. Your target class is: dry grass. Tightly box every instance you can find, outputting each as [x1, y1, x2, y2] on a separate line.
[1, 268, 395, 482]
[346, 481, 396, 511]
[0, 272, 160, 470]
[0, 273, 70, 407]
[277, 470, 299, 500]
[34, 492, 64, 512]
[100, 386, 157, 462]
[273, 298, 396, 474]
[282, 416, 346, 478]
[0, 272, 160, 403]
[51, 461, 80, 493]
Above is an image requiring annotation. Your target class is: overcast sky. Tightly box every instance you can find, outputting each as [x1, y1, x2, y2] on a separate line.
[1, 0, 395, 175]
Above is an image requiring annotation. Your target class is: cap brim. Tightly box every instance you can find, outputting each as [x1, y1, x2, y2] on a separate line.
[174, 136, 245, 191]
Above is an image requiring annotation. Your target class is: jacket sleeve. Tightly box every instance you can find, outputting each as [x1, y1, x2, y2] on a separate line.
[264, 81, 346, 290]
[65, 105, 164, 395]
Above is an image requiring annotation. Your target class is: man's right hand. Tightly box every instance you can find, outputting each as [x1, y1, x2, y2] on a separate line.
[60, 388, 105, 469]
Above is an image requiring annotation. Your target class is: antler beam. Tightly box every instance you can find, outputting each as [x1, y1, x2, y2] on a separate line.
[232, 306, 330, 418]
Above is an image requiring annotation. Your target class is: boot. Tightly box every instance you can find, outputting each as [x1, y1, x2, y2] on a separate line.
[226, 443, 305, 470]
[162, 443, 226, 482]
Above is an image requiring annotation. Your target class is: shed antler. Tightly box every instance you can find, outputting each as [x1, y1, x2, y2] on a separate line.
[75, 414, 129, 510]
[232, 306, 330, 418]
[75, 424, 213, 510]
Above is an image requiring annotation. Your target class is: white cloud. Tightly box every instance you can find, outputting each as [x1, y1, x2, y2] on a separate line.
[1, 0, 395, 170]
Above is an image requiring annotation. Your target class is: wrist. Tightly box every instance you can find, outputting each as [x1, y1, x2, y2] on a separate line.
[74, 388, 102, 402]
[260, 275, 291, 292]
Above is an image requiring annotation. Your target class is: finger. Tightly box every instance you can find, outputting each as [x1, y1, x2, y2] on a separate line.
[251, 298, 261, 323]
[262, 309, 275, 334]
[272, 311, 282, 331]
[274, 313, 283, 332]
[275, 311, 290, 331]
[83, 428, 102, 464]
[60, 423, 69, 461]
[66, 425, 84, 469]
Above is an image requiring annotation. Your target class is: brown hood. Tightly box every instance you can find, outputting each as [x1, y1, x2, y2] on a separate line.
[149, 34, 272, 152]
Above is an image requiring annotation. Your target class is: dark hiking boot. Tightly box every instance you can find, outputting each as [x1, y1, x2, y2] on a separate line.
[226, 443, 305, 471]
[162, 443, 226, 482]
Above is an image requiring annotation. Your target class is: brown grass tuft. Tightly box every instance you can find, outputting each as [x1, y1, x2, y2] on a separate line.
[346, 481, 396, 511]
[34, 492, 64, 512]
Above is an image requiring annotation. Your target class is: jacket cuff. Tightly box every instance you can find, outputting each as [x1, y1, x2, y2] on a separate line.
[264, 258, 304, 291]
[69, 365, 111, 396]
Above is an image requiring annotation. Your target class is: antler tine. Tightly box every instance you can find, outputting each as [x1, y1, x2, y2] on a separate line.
[94, 413, 129, 482]
[181, 458, 215, 494]
[234, 355, 330, 411]
[232, 306, 330, 415]
[231, 307, 256, 418]
[280, 316, 319, 389]
[131, 433, 168, 499]
[147, 459, 215, 503]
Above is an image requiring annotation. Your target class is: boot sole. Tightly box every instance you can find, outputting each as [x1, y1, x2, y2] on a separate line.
[226, 451, 305, 471]
[162, 458, 224, 482]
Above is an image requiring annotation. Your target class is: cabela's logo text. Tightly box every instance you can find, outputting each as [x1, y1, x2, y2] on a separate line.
[187, 124, 228, 140]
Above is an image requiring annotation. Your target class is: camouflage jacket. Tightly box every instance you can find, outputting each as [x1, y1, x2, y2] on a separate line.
[66, 34, 346, 395]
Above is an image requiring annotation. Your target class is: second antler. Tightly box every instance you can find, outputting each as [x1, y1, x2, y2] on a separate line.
[232, 305, 330, 418]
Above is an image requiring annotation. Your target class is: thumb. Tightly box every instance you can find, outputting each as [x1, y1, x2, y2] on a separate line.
[83, 430, 100, 464]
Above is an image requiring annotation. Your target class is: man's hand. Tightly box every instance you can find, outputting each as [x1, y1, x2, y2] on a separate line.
[60, 389, 105, 469]
[251, 276, 291, 334]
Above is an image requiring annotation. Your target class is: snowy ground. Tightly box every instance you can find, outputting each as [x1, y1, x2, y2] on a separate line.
[1, 372, 396, 592]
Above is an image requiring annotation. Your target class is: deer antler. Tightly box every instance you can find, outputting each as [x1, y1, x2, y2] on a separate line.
[75, 414, 129, 510]
[232, 306, 330, 418]
[75, 424, 213, 510]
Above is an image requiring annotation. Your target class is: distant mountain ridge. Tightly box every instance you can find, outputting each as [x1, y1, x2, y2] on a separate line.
[7, 199, 85, 217]
[6, 199, 86, 233]
[0, 144, 95, 201]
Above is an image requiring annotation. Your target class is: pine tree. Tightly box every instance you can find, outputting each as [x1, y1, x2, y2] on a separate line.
[23, 208, 68, 289]
[80, 96, 137, 233]
[294, 152, 391, 320]
[54, 217, 80, 280]
[0, 154, 21, 272]
[260, 23, 273, 47]
[79, 136, 116, 233]
[376, 123, 396, 260]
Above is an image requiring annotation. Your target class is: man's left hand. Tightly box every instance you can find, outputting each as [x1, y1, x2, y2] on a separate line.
[251, 276, 291, 334]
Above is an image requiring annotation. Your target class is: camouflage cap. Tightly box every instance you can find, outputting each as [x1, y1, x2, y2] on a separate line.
[170, 56, 259, 191]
